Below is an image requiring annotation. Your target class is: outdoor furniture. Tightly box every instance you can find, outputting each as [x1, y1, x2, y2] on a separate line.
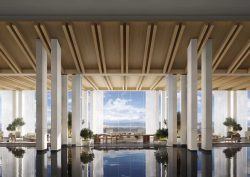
[245, 131, 250, 139]
[0, 131, 3, 142]
[8, 133, 16, 142]
[23, 133, 36, 142]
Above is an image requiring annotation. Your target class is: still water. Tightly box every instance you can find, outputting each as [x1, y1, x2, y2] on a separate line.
[0, 146, 250, 177]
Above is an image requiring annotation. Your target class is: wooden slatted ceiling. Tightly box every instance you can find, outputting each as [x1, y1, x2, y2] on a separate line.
[0, 21, 250, 90]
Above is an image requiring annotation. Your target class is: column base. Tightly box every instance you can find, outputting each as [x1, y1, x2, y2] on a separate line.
[37, 149, 48, 153]
[51, 149, 61, 153]
[61, 144, 68, 148]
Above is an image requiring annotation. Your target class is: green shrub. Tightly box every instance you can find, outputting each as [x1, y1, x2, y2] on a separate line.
[155, 128, 168, 139]
[80, 128, 93, 140]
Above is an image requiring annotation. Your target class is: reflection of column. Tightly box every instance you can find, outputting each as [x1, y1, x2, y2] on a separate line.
[201, 151, 212, 177]
[36, 152, 47, 177]
[187, 150, 197, 177]
[61, 148, 68, 177]
[36, 39, 48, 151]
[180, 75, 187, 145]
[214, 148, 228, 177]
[146, 150, 156, 177]
[146, 91, 160, 134]
[236, 147, 247, 177]
[187, 39, 198, 151]
[51, 151, 61, 177]
[167, 74, 177, 146]
[51, 39, 62, 151]
[201, 39, 212, 151]
[167, 148, 177, 177]
[93, 150, 103, 177]
[72, 74, 82, 146]
[1, 148, 16, 176]
[72, 148, 82, 177]
[180, 148, 187, 177]
[22, 148, 36, 177]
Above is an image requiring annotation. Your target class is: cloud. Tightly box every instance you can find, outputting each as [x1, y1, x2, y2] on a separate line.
[104, 98, 145, 122]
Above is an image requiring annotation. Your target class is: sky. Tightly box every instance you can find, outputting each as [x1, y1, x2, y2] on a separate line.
[103, 91, 146, 128]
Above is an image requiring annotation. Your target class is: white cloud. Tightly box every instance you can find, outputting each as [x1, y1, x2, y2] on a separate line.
[104, 98, 145, 121]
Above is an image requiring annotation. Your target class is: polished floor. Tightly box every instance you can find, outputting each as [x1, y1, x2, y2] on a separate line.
[0, 146, 249, 177]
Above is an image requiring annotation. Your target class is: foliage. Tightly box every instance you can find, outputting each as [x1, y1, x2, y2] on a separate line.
[223, 147, 241, 159]
[177, 112, 181, 131]
[80, 151, 94, 164]
[155, 149, 168, 165]
[6, 117, 25, 131]
[7, 147, 26, 158]
[223, 117, 237, 127]
[68, 112, 72, 130]
[155, 128, 168, 138]
[223, 117, 242, 132]
[80, 128, 93, 140]
[233, 124, 242, 131]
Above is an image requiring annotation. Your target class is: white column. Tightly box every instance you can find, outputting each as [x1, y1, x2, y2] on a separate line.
[36, 39, 48, 151]
[187, 39, 198, 151]
[61, 75, 68, 145]
[82, 90, 89, 129]
[51, 39, 62, 151]
[17, 91, 22, 118]
[145, 91, 160, 134]
[201, 39, 212, 151]
[72, 74, 82, 146]
[227, 91, 231, 117]
[92, 91, 104, 134]
[232, 91, 237, 119]
[180, 75, 187, 145]
[89, 91, 94, 131]
[160, 91, 166, 128]
[167, 74, 177, 146]
[13, 90, 17, 119]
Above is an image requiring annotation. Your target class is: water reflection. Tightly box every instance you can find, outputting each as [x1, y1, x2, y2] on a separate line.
[0, 146, 250, 176]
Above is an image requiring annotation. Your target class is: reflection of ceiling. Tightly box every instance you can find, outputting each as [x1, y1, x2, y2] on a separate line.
[0, 21, 250, 90]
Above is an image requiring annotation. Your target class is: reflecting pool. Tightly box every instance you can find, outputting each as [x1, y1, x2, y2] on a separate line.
[0, 146, 250, 177]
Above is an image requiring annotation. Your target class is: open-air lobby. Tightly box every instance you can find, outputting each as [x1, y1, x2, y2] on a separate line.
[0, 0, 250, 176]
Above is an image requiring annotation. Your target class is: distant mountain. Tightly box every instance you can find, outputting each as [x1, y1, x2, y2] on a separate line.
[104, 120, 145, 128]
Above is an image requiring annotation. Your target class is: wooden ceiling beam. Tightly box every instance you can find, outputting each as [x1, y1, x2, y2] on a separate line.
[84, 76, 99, 90]
[2, 76, 34, 89]
[0, 44, 22, 73]
[232, 81, 250, 90]
[212, 77, 238, 89]
[35, 23, 65, 73]
[6, 24, 36, 71]
[219, 77, 250, 90]
[62, 24, 85, 73]
[91, 24, 112, 90]
[146, 24, 157, 73]
[197, 24, 214, 58]
[212, 24, 243, 72]
[227, 40, 250, 73]
[163, 24, 185, 73]
[0, 77, 27, 90]
[150, 76, 164, 90]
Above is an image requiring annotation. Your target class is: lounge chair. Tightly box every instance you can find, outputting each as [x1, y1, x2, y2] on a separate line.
[0, 131, 3, 142]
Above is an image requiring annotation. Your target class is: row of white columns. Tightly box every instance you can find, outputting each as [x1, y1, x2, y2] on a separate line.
[36, 39, 84, 151]
[166, 39, 212, 151]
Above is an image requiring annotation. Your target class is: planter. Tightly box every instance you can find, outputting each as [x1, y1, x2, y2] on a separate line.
[82, 139, 93, 146]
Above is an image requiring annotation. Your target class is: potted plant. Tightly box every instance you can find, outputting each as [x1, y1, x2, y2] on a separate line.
[80, 128, 93, 146]
[223, 117, 242, 138]
[155, 128, 168, 141]
[7, 118, 25, 141]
